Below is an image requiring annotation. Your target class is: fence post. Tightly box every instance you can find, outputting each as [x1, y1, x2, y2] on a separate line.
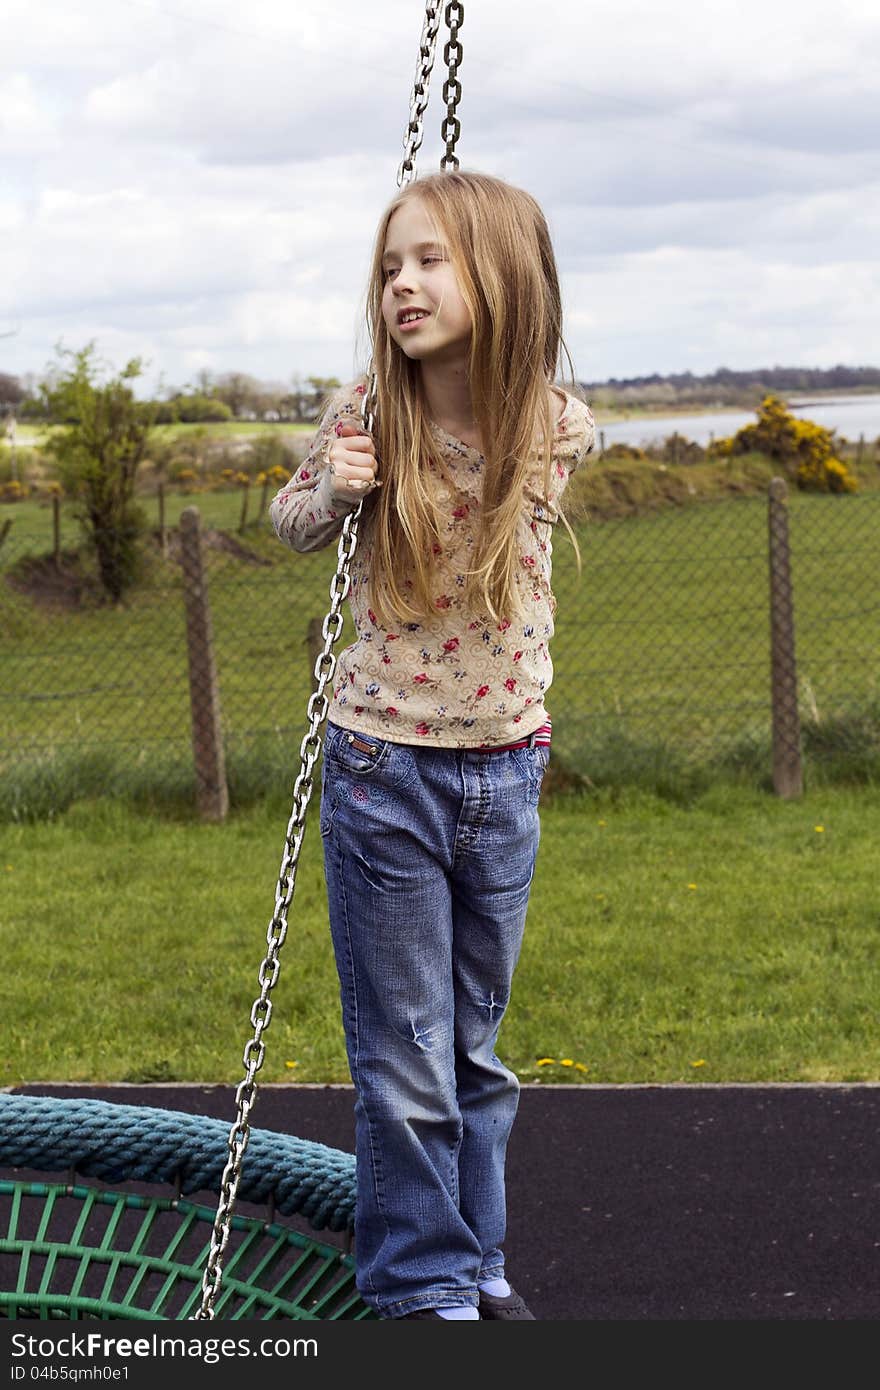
[767, 477, 802, 798]
[52, 493, 61, 569]
[258, 475, 271, 520]
[158, 482, 167, 556]
[306, 616, 323, 676]
[179, 506, 229, 821]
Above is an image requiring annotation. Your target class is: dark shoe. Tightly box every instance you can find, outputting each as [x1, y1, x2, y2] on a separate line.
[477, 1286, 536, 1320]
[399, 1309, 448, 1320]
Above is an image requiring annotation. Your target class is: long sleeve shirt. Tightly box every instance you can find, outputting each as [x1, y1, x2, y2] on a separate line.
[269, 381, 595, 747]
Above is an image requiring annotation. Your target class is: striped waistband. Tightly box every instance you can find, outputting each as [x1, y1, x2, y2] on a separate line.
[477, 720, 552, 753]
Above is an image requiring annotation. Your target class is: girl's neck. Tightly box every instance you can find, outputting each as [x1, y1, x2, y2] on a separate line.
[420, 360, 475, 437]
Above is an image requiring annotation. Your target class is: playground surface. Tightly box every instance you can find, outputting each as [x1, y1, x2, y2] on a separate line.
[6, 1080, 878, 1322]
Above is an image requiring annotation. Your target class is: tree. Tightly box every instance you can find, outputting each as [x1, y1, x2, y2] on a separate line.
[305, 376, 341, 421]
[41, 344, 156, 601]
[213, 371, 262, 417]
[0, 373, 24, 409]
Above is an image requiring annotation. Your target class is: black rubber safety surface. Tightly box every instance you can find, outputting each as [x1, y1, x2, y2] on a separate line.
[7, 1082, 878, 1322]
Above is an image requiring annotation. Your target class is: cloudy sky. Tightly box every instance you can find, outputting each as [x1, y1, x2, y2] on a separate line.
[2, 0, 878, 395]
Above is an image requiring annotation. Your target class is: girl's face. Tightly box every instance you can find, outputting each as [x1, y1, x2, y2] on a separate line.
[380, 200, 472, 365]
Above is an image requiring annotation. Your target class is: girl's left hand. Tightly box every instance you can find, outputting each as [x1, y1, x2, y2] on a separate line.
[324, 420, 380, 501]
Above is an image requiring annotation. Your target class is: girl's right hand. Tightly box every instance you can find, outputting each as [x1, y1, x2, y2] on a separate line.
[324, 420, 380, 501]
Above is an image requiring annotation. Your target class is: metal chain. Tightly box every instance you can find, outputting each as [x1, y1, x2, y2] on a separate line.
[193, 500, 364, 1319]
[440, 3, 465, 171]
[397, 2, 443, 188]
[193, 1, 463, 1321]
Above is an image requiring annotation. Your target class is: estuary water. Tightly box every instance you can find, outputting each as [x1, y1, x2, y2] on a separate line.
[594, 392, 880, 450]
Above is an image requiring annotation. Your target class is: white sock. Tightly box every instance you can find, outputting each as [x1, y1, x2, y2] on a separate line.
[479, 1277, 511, 1298]
[435, 1304, 480, 1320]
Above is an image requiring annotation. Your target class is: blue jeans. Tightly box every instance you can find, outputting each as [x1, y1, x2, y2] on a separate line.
[320, 722, 548, 1318]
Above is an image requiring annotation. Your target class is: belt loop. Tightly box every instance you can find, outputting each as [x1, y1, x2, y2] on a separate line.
[527, 731, 537, 749]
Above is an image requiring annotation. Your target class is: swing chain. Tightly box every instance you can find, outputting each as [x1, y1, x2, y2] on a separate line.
[193, 499, 367, 1321]
[397, 1, 464, 186]
[440, 2, 464, 171]
[398, 2, 443, 187]
[195, 1, 462, 1319]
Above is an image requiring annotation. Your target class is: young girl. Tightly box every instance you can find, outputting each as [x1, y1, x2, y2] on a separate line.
[270, 170, 594, 1321]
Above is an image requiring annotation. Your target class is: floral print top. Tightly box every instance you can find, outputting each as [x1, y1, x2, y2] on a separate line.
[269, 380, 595, 748]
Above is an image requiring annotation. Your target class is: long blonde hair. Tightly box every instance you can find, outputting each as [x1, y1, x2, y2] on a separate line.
[362, 169, 578, 625]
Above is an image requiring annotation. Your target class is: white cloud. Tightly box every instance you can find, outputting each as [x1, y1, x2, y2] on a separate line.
[1, 0, 878, 384]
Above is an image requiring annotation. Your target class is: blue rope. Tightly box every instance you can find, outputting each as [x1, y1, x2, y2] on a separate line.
[0, 1096, 356, 1233]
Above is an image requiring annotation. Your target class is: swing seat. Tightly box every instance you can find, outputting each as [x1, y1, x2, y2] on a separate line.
[0, 1096, 376, 1321]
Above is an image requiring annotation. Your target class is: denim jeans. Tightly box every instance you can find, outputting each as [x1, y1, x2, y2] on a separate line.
[319, 721, 548, 1318]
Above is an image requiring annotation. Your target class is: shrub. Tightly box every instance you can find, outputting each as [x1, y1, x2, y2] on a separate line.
[711, 394, 857, 494]
[40, 345, 154, 601]
[660, 432, 705, 466]
[172, 394, 234, 424]
[602, 442, 648, 461]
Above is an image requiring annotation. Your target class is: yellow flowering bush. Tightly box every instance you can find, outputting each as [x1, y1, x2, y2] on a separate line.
[709, 394, 857, 494]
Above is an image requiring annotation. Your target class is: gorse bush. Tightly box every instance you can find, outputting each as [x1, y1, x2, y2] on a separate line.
[710, 394, 858, 494]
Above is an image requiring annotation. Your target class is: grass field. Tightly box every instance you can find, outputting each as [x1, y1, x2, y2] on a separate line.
[1, 483, 877, 821]
[1, 471, 878, 1088]
[1, 781, 878, 1086]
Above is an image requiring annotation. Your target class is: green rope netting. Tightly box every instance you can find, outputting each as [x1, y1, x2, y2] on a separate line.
[0, 1180, 375, 1321]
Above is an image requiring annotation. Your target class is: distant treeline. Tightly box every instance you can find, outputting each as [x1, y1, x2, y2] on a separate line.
[583, 365, 880, 410]
[4, 360, 880, 424]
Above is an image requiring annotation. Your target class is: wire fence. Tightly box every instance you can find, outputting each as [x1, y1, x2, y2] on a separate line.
[1, 478, 877, 817]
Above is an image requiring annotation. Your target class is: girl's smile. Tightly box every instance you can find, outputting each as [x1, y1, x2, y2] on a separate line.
[381, 200, 472, 362]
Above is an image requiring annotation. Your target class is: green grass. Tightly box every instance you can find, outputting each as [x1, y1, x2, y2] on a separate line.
[11, 421, 314, 447]
[1, 783, 877, 1086]
[1, 486, 878, 819]
[2, 479, 877, 1086]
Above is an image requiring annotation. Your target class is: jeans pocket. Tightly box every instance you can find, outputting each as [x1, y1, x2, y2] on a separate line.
[510, 743, 550, 804]
[324, 723, 413, 789]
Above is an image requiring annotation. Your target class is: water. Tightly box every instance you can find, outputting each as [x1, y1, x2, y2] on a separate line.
[594, 393, 880, 450]
[13, 392, 880, 452]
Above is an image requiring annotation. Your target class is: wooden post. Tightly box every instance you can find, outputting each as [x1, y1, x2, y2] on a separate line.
[306, 616, 323, 676]
[157, 482, 167, 556]
[767, 478, 802, 798]
[52, 493, 61, 569]
[599, 429, 606, 457]
[179, 506, 229, 821]
[259, 476, 271, 520]
[238, 479, 250, 534]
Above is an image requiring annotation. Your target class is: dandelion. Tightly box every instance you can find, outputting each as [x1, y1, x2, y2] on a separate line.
[691, 1059, 706, 1068]
[284, 1060, 298, 1069]
[560, 1059, 574, 1067]
[687, 883, 697, 890]
[814, 826, 825, 834]
[536, 1058, 556, 1066]
[574, 1063, 589, 1073]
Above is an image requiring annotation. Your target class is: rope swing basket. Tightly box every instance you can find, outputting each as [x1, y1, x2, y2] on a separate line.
[0, 2, 466, 1323]
[0, 1096, 364, 1321]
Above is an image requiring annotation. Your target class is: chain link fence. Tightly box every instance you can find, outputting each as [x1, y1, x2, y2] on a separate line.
[1, 478, 877, 817]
